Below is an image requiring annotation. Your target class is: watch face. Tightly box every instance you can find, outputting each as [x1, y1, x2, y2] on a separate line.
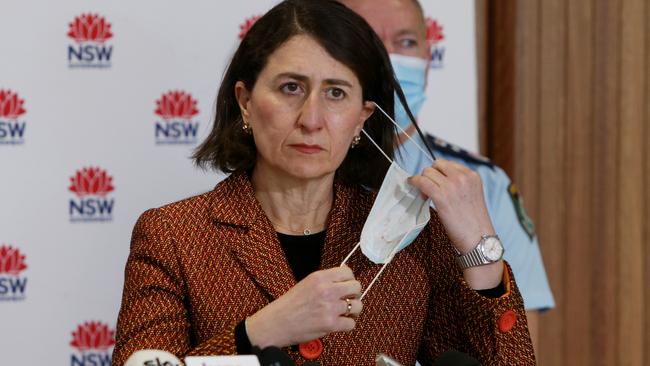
[482, 237, 504, 261]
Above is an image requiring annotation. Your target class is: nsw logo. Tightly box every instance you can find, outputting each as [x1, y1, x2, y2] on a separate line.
[154, 91, 200, 145]
[67, 13, 114, 68]
[0, 245, 28, 301]
[426, 17, 445, 69]
[238, 15, 261, 40]
[68, 167, 115, 222]
[69, 321, 115, 366]
[0, 89, 27, 145]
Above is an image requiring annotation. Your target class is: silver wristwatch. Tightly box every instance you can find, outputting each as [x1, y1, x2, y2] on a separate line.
[455, 235, 504, 269]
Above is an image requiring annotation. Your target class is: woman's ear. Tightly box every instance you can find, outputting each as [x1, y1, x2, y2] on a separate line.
[356, 101, 376, 135]
[234, 81, 252, 122]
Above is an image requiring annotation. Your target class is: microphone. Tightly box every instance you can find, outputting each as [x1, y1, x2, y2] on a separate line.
[433, 351, 481, 366]
[253, 346, 296, 366]
[124, 349, 182, 366]
[375, 354, 403, 366]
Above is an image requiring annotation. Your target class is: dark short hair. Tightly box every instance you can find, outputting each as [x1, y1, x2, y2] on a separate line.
[194, 0, 421, 189]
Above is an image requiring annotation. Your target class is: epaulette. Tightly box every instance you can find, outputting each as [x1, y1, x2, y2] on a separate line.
[425, 134, 495, 169]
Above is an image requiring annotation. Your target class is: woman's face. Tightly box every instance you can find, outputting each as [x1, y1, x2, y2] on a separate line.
[235, 35, 375, 181]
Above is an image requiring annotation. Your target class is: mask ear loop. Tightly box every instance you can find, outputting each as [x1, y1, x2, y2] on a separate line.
[372, 102, 435, 163]
[340, 242, 398, 300]
[360, 244, 401, 299]
[360, 129, 394, 164]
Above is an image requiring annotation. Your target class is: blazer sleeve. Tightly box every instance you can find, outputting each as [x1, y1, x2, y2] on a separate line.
[113, 208, 237, 366]
[417, 233, 536, 365]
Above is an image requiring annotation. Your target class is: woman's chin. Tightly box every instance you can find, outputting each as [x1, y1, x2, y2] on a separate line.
[256, 157, 338, 182]
[277, 163, 335, 181]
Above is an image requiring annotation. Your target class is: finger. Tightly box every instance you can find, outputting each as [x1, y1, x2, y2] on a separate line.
[445, 160, 470, 174]
[437, 161, 482, 191]
[410, 174, 451, 206]
[329, 265, 355, 282]
[334, 316, 356, 332]
[339, 298, 363, 317]
[430, 159, 452, 176]
[432, 158, 456, 172]
[420, 166, 447, 187]
[409, 175, 437, 199]
[312, 266, 355, 283]
[330, 279, 362, 300]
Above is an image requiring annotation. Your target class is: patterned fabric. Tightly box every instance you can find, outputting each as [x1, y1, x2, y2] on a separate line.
[113, 172, 536, 366]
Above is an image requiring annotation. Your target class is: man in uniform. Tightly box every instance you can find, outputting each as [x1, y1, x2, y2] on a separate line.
[339, 0, 555, 351]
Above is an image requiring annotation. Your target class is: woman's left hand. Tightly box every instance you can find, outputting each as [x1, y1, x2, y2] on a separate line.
[409, 159, 494, 252]
[408, 159, 503, 289]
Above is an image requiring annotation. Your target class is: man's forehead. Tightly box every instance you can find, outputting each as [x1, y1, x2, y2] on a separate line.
[340, 0, 426, 35]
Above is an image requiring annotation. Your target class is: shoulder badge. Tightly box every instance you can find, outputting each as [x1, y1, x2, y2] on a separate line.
[508, 183, 536, 240]
[425, 134, 494, 169]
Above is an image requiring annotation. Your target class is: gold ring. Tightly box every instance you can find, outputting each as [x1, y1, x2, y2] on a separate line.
[344, 298, 352, 316]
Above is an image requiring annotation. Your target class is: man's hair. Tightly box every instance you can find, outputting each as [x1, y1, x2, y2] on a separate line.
[193, 0, 420, 189]
[411, 0, 424, 20]
[338, 0, 426, 32]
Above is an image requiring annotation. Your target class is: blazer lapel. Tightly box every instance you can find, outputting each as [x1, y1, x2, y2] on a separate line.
[209, 172, 296, 301]
[320, 182, 380, 289]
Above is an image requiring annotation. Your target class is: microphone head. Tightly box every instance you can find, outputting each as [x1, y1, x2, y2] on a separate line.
[433, 350, 481, 366]
[257, 346, 296, 366]
[375, 354, 404, 366]
[124, 349, 182, 366]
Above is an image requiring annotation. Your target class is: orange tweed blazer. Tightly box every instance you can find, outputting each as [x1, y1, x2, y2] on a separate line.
[113, 172, 535, 366]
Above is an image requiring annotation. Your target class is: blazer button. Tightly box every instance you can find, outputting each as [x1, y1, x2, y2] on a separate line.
[498, 310, 517, 333]
[299, 339, 323, 360]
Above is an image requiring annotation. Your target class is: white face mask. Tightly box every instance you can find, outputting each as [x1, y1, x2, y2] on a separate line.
[341, 103, 434, 299]
[359, 161, 430, 265]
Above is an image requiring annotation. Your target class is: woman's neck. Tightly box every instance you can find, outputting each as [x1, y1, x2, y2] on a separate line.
[251, 164, 334, 235]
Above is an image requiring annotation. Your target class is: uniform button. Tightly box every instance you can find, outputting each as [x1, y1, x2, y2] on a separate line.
[299, 339, 323, 360]
[498, 310, 517, 333]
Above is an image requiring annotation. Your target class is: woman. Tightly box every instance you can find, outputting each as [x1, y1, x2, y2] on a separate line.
[113, 1, 535, 365]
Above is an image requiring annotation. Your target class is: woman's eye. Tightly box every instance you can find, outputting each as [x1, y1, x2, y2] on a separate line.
[281, 82, 301, 94]
[327, 87, 346, 100]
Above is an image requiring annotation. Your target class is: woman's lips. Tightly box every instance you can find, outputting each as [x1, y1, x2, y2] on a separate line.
[289, 144, 324, 154]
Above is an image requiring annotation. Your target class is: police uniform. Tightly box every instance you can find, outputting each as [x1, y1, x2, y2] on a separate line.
[395, 133, 555, 311]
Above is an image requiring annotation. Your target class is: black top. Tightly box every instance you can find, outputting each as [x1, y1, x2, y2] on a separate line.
[277, 231, 326, 282]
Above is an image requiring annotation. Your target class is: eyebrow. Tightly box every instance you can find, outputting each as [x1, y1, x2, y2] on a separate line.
[274, 72, 354, 88]
[395, 29, 421, 38]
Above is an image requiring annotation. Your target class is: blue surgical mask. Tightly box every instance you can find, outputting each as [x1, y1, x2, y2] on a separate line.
[391, 54, 428, 129]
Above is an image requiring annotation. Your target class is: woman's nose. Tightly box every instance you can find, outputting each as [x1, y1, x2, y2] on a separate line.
[297, 92, 325, 131]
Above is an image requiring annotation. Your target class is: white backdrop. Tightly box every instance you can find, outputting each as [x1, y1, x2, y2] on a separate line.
[0, 1, 477, 364]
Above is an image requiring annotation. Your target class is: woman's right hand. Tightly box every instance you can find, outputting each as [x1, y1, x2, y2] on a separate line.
[245, 265, 363, 348]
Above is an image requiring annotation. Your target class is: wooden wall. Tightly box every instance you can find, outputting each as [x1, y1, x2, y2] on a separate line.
[478, 0, 650, 364]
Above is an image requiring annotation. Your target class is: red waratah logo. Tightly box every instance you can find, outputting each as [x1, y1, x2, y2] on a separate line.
[426, 18, 444, 46]
[0, 245, 28, 275]
[67, 14, 113, 43]
[0, 90, 26, 119]
[239, 15, 261, 40]
[68, 167, 115, 198]
[155, 91, 199, 120]
[70, 321, 115, 352]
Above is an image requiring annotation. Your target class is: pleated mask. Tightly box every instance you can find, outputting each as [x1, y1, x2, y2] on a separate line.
[341, 103, 435, 298]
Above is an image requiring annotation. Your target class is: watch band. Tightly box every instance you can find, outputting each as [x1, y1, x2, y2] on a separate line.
[455, 235, 501, 270]
[456, 248, 488, 269]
